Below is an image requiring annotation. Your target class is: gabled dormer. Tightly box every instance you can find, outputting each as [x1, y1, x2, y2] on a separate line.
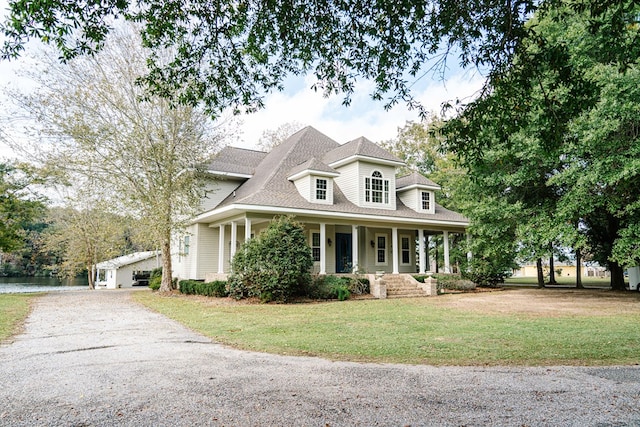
[323, 137, 405, 210]
[396, 172, 441, 214]
[288, 158, 340, 205]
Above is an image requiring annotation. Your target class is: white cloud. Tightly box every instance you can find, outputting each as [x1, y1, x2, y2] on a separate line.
[236, 72, 485, 150]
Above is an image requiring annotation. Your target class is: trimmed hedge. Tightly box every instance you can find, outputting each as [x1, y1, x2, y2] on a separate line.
[413, 273, 476, 292]
[179, 280, 229, 297]
[308, 275, 370, 301]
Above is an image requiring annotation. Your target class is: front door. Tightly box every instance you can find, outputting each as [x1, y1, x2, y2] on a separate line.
[336, 233, 352, 273]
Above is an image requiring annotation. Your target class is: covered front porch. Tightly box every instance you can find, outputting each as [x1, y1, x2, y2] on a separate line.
[180, 213, 467, 281]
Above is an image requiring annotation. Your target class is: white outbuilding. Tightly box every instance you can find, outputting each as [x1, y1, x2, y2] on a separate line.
[95, 251, 161, 289]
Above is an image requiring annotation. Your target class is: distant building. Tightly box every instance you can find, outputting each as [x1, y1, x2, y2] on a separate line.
[513, 262, 609, 278]
[95, 251, 161, 289]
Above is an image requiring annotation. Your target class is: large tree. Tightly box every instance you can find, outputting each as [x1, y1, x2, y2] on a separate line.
[5, 27, 233, 292]
[2, 0, 635, 117]
[444, 3, 640, 289]
[0, 162, 45, 253]
[44, 201, 132, 289]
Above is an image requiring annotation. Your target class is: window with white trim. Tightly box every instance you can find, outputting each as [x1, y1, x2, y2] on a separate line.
[311, 232, 321, 262]
[183, 235, 190, 255]
[315, 178, 327, 200]
[365, 171, 389, 205]
[376, 234, 387, 265]
[421, 191, 431, 211]
[401, 236, 411, 265]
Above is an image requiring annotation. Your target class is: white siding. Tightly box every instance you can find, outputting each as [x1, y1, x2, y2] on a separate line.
[200, 179, 244, 212]
[293, 175, 312, 202]
[195, 223, 218, 280]
[101, 257, 160, 289]
[333, 162, 360, 205]
[398, 189, 418, 211]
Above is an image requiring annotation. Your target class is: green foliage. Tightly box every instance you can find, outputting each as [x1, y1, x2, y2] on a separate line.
[463, 258, 512, 288]
[414, 274, 476, 292]
[309, 275, 350, 300]
[178, 280, 229, 297]
[228, 216, 313, 303]
[0, 163, 46, 253]
[5, 0, 633, 119]
[443, 3, 640, 289]
[149, 267, 162, 290]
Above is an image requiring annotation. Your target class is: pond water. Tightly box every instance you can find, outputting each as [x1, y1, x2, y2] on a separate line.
[0, 277, 88, 294]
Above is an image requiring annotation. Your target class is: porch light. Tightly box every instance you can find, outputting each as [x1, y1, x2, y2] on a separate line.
[328, 238, 332, 246]
[370, 240, 375, 248]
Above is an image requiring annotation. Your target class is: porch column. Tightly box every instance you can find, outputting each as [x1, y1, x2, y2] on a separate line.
[218, 225, 225, 273]
[244, 217, 252, 241]
[426, 234, 431, 272]
[352, 225, 359, 272]
[392, 227, 399, 274]
[418, 229, 426, 274]
[443, 230, 450, 273]
[230, 221, 237, 259]
[466, 233, 472, 263]
[320, 223, 327, 274]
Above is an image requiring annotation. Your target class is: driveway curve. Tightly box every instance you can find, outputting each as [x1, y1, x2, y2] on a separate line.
[1, 290, 639, 426]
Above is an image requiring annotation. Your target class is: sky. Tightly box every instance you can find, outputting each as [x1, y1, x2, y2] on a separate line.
[234, 71, 484, 149]
[0, 0, 486, 154]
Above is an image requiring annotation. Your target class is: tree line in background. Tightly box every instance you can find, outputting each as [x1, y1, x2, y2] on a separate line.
[1, 0, 638, 291]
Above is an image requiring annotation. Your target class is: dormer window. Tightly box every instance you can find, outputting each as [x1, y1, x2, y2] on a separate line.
[316, 178, 327, 200]
[365, 171, 389, 204]
[421, 191, 431, 211]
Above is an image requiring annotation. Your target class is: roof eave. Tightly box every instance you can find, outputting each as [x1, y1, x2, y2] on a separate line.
[328, 154, 405, 169]
[287, 169, 341, 181]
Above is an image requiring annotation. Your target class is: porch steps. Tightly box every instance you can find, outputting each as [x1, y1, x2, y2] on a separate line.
[383, 274, 431, 298]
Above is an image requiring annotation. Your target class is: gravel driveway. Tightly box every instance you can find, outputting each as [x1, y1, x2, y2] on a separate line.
[1, 290, 639, 426]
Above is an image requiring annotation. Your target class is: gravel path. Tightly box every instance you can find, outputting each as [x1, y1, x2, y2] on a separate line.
[1, 290, 639, 426]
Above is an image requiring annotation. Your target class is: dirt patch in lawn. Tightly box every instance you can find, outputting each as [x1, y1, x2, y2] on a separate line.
[432, 288, 640, 317]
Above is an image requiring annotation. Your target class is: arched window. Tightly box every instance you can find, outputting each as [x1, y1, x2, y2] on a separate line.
[365, 171, 389, 204]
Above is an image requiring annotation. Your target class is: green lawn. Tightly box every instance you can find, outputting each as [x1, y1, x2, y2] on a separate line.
[0, 294, 35, 343]
[133, 291, 640, 366]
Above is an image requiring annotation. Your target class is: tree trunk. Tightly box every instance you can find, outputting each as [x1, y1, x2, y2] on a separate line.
[536, 258, 545, 288]
[159, 233, 173, 292]
[87, 264, 95, 290]
[609, 262, 625, 291]
[575, 248, 583, 289]
[548, 252, 557, 285]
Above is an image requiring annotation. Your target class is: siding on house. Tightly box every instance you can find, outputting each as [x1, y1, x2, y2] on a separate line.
[398, 189, 418, 212]
[333, 161, 360, 206]
[200, 179, 243, 213]
[293, 175, 312, 203]
[195, 223, 218, 279]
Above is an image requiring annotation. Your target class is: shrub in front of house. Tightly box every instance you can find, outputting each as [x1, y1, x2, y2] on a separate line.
[149, 267, 163, 290]
[179, 280, 229, 297]
[309, 275, 351, 300]
[413, 273, 476, 292]
[228, 216, 314, 303]
[463, 258, 512, 287]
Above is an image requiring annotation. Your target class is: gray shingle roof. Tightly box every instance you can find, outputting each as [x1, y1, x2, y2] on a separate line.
[323, 136, 404, 165]
[397, 172, 441, 190]
[288, 157, 339, 179]
[206, 146, 267, 176]
[213, 127, 468, 225]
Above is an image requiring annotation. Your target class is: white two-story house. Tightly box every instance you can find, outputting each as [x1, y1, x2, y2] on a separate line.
[173, 126, 469, 289]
